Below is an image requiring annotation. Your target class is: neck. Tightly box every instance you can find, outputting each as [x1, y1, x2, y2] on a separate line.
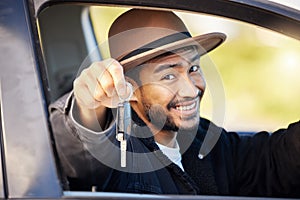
[131, 103, 177, 148]
[141, 121, 178, 148]
[146, 121, 177, 148]
[154, 129, 177, 148]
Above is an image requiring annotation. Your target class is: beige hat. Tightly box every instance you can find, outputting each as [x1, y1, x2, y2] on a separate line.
[108, 9, 226, 72]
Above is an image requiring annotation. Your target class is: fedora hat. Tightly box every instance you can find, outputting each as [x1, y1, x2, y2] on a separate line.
[108, 9, 226, 72]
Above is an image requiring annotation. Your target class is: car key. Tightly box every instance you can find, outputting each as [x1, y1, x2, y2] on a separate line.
[116, 82, 133, 167]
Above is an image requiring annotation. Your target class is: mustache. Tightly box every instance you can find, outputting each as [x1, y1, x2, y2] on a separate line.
[167, 90, 202, 109]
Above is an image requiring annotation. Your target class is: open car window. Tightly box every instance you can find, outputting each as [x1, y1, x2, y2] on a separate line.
[38, 3, 300, 198]
[91, 6, 300, 133]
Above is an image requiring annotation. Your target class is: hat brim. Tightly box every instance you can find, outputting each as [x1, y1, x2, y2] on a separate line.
[120, 32, 226, 72]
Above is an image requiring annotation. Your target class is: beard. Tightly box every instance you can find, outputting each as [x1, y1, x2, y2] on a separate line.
[148, 104, 179, 131]
[137, 89, 201, 132]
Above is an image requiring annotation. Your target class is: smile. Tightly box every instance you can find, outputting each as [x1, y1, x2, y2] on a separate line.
[175, 102, 196, 111]
[170, 99, 198, 116]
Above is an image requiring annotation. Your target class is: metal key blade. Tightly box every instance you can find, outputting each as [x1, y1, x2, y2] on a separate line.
[116, 82, 133, 168]
[120, 140, 127, 167]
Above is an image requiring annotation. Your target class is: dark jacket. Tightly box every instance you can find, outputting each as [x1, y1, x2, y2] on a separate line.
[49, 93, 300, 197]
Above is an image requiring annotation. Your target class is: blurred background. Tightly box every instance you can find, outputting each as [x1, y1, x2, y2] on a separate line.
[90, 5, 300, 132]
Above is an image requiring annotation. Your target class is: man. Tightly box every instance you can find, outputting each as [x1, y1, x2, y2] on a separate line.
[49, 9, 300, 197]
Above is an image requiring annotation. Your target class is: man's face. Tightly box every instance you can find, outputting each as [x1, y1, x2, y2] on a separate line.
[133, 47, 206, 131]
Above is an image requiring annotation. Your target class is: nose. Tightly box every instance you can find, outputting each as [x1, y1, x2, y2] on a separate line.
[177, 75, 204, 98]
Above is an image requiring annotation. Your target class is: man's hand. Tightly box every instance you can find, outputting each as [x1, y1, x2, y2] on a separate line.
[74, 58, 128, 109]
[73, 58, 130, 130]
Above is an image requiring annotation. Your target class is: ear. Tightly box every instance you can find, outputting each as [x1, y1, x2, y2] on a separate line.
[125, 77, 139, 102]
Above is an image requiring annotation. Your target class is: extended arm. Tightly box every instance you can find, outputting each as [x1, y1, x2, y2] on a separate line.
[234, 121, 300, 197]
[48, 58, 132, 190]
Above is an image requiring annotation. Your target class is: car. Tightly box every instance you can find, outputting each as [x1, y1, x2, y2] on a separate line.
[0, 0, 299, 199]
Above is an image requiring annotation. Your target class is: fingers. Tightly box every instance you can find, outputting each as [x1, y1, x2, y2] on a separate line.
[103, 59, 127, 97]
[73, 58, 129, 109]
[73, 79, 101, 109]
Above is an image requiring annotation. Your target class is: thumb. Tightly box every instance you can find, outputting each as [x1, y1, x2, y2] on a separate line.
[125, 77, 138, 102]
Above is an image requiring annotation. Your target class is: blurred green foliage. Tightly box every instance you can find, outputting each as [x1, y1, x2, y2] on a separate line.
[208, 30, 300, 131]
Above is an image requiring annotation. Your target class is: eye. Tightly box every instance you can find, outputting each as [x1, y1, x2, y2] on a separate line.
[189, 65, 200, 73]
[162, 74, 176, 80]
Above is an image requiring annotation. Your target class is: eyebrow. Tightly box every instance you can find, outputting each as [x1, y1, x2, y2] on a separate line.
[153, 53, 200, 74]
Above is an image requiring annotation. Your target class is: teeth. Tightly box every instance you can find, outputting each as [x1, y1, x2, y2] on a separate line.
[175, 103, 195, 111]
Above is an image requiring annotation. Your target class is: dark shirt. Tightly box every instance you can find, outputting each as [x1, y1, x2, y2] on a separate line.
[49, 93, 300, 197]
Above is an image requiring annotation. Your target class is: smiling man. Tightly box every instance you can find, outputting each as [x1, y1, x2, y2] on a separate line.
[49, 8, 300, 197]
[128, 47, 204, 146]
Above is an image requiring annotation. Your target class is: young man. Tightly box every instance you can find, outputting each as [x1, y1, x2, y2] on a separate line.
[49, 9, 300, 197]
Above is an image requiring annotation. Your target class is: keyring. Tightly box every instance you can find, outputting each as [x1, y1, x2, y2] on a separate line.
[119, 82, 133, 102]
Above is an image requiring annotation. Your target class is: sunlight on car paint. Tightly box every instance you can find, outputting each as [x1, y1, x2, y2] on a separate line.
[268, 0, 300, 11]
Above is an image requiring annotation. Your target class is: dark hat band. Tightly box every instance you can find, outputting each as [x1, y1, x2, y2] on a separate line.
[119, 31, 192, 62]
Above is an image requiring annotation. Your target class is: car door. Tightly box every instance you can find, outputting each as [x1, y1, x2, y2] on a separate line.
[0, 0, 62, 198]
